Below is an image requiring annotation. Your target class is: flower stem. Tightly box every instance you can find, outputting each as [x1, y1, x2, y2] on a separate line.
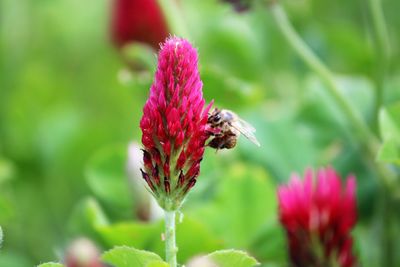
[367, 2, 394, 262]
[165, 210, 177, 267]
[367, 0, 390, 132]
[268, 2, 400, 190]
[269, 3, 379, 155]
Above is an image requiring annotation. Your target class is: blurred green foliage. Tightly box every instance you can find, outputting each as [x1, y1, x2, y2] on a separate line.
[1, 0, 400, 266]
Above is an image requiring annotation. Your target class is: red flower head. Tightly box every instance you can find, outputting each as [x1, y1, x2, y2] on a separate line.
[111, 0, 169, 49]
[278, 167, 357, 267]
[140, 37, 213, 210]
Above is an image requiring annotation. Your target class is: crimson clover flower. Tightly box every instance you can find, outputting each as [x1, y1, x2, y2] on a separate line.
[111, 0, 169, 49]
[140, 37, 213, 211]
[278, 167, 357, 267]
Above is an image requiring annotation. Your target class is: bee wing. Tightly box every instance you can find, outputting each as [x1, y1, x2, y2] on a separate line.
[230, 119, 260, 147]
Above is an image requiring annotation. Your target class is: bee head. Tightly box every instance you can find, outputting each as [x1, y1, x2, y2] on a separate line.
[208, 109, 222, 124]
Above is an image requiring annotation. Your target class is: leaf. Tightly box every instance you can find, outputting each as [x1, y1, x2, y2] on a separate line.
[37, 263, 64, 267]
[85, 144, 133, 217]
[97, 217, 222, 263]
[379, 103, 400, 141]
[68, 197, 109, 239]
[377, 103, 400, 165]
[189, 164, 277, 248]
[97, 221, 162, 249]
[0, 158, 15, 184]
[101, 246, 164, 267]
[377, 140, 400, 165]
[248, 222, 286, 264]
[201, 66, 264, 108]
[239, 117, 318, 180]
[205, 249, 259, 267]
[0, 250, 34, 267]
[146, 261, 170, 267]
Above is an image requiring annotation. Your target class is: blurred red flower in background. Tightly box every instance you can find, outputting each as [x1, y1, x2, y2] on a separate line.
[278, 167, 357, 267]
[111, 0, 169, 49]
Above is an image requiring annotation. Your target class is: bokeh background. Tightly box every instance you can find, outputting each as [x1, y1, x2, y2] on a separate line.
[1, 0, 400, 266]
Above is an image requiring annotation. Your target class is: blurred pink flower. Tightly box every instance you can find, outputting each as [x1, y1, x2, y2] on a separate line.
[140, 37, 212, 210]
[278, 167, 357, 267]
[111, 0, 169, 49]
[65, 238, 104, 267]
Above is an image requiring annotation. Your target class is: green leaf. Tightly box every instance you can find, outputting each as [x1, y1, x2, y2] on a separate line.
[379, 103, 400, 141]
[377, 140, 400, 165]
[205, 249, 259, 267]
[377, 103, 400, 165]
[239, 113, 319, 181]
[189, 164, 277, 247]
[37, 263, 64, 267]
[146, 261, 170, 267]
[85, 144, 133, 217]
[97, 217, 222, 263]
[248, 222, 286, 264]
[0, 158, 15, 184]
[97, 221, 162, 249]
[68, 197, 109, 238]
[101, 246, 164, 267]
[0, 250, 34, 267]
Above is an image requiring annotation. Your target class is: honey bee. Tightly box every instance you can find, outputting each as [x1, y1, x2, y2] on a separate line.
[207, 108, 260, 149]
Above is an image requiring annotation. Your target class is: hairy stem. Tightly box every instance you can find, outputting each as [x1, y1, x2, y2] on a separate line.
[165, 210, 177, 267]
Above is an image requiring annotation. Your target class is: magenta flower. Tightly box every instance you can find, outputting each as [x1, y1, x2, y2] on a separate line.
[278, 167, 357, 267]
[140, 37, 212, 211]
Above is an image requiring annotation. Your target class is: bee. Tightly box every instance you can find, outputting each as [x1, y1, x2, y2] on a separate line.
[207, 108, 260, 149]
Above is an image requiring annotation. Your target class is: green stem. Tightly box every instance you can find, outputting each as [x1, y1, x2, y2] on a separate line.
[361, 3, 392, 264]
[165, 210, 177, 267]
[269, 3, 379, 155]
[367, 0, 390, 132]
[368, 0, 390, 63]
